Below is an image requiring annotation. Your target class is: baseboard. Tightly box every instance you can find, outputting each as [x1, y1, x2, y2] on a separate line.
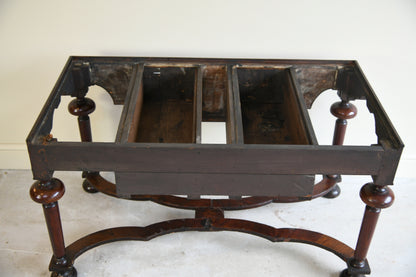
[0, 144, 31, 169]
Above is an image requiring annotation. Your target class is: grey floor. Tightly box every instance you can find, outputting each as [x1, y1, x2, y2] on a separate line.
[1, 170, 415, 277]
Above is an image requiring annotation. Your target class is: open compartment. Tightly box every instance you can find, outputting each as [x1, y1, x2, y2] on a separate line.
[235, 67, 315, 145]
[199, 64, 242, 144]
[118, 65, 202, 144]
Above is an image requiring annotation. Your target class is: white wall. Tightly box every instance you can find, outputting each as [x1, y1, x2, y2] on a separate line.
[1, 0, 415, 178]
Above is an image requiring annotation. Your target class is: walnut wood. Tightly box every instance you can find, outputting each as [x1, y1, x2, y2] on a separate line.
[68, 96, 97, 194]
[359, 183, 394, 209]
[27, 57, 404, 276]
[226, 65, 244, 144]
[68, 98, 95, 142]
[340, 268, 365, 277]
[30, 179, 65, 204]
[352, 205, 381, 268]
[126, 75, 143, 142]
[116, 171, 314, 197]
[195, 208, 224, 219]
[60, 219, 356, 270]
[115, 63, 145, 143]
[193, 66, 203, 143]
[131, 66, 197, 143]
[30, 179, 66, 259]
[202, 65, 227, 121]
[43, 202, 66, 260]
[29, 142, 384, 182]
[36, 172, 371, 276]
[30, 179, 75, 276]
[321, 184, 341, 199]
[236, 68, 312, 145]
[77, 116, 92, 142]
[324, 100, 358, 198]
[350, 183, 394, 270]
[333, 119, 347, 145]
[330, 100, 357, 146]
[68, 98, 95, 117]
[81, 178, 98, 193]
[86, 172, 336, 208]
[331, 101, 358, 120]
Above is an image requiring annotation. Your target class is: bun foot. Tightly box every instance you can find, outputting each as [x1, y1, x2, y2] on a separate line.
[323, 184, 341, 199]
[51, 267, 77, 277]
[340, 269, 365, 277]
[82, 179, 98, 193]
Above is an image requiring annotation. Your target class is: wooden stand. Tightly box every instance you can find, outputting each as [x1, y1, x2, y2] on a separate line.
[27, 57, 403, 276]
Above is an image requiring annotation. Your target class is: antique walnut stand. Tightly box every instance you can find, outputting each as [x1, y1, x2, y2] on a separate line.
[27, 57, 403, 276]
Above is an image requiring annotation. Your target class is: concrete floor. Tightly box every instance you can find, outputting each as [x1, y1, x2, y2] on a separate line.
[1, 170, 415, 277]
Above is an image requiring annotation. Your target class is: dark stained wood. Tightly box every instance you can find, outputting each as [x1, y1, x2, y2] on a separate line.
[331, 101, 358, 120]
[86, 172, 337, 207]
[324, 100, 358, 199]
[131, 66, 197, 143]
[195, 208, 224, 219]
[68, 98, 96, 142]
[30, 179, 76, 276]
[61, 219, 357, 268]
[352, 205, 381, 269]
[288, 67, 318, 145]
[27, 57, 403, 277]
[115, 172, 314, 197]
[193, 66, 203, 143]
[90, 64, 133, 105]
[359, 182, 394, 209]
[30, 179, 65, 204]
[36, 142, 383, 177]
[236, 67, 313, 145]
[330, 100, 358, 146]
[115, 63, 145, 143]
[281, 70, 312, 144]
[43, 202, 66, 260]
[68, 98, 96, 117]
[68, 86, 98, 193]
[126, 73, 144, 143]
[348, 183, 394, 272]
[237, 67, 285, 144]
[332, 119, 347, 146]
[67, 63, 96, 143]
[226, 65, 244, 144]
[77, 116, 92, 142]
[202, 65, 227, 121]
[292, 65, 338, 108]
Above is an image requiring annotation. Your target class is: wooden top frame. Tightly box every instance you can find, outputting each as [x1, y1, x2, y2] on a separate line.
[27, 57, 403, 195]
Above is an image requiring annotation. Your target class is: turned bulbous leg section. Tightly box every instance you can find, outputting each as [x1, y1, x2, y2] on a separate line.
[341, 182, 394, 276]
[82, 178, 98, 193]
[324, 100, 357, 199]
[30, 178, 65, 204]
[68, 97, 99, 193]
[68, 97, 95, 142]
[331, 101, 358, 119]
[68, 97, 95, 117]
[323, 183, 341, 198]
[30, 178, 77, 277]
[359, 183, 394, 209]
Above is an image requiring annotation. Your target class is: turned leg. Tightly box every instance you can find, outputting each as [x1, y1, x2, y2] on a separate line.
[68, 97, 95, 142]
[324, 100, 357, 198]
[30, 178, 77, 277]
[341, 182, 394, 277]
[68, 97, 98, 193]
